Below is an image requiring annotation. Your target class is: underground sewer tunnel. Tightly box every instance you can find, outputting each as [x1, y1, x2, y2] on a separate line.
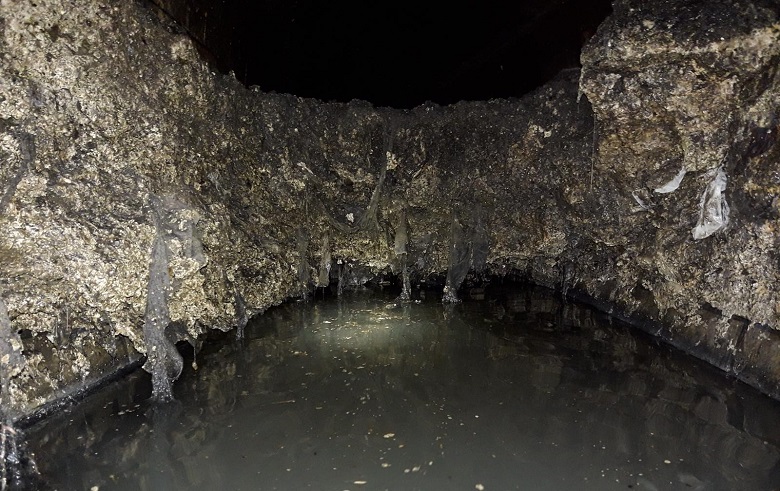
[1, 0, 780, 489]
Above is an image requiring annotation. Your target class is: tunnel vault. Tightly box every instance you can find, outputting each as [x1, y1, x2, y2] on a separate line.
[0, 0, 779, 420]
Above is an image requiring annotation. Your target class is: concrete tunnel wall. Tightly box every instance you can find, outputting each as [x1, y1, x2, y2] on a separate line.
[0, 0, 779, 420]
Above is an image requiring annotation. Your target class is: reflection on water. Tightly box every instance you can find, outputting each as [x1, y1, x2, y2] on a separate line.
[25, 286, 780, 490]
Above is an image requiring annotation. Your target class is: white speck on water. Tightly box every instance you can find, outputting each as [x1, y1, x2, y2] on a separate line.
[383, 433, 395, 438]
[476, 484, 485, 490]
[664, 459, 671, 464]
[354, 480, 367, 485]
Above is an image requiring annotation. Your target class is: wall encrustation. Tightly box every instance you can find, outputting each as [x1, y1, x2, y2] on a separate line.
[0, 0, 778, 420]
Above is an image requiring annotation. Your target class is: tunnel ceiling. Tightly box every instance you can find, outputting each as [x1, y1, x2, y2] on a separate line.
[148, 0, 612, 108]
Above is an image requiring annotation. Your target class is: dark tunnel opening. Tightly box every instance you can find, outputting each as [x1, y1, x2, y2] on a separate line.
[146, 0, 613, 108]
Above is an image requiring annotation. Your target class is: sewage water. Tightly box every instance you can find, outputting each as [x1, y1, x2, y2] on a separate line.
[23, 286, 780, 490]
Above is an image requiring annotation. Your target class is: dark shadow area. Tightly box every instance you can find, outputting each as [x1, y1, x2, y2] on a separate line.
[146, 0, 612, 107]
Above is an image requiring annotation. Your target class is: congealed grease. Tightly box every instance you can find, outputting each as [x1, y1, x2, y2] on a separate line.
[0, 299, 24, 414]
[443, 215, 469, 303]
[394, 205, 411, 302]
[443, 207, 489, 303]
[296, 227, 311, 299]
[0, 299, 23, 490]
[142, 235, 184, 402]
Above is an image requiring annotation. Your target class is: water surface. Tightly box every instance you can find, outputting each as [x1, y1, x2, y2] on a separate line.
[26, 286, 780, 490]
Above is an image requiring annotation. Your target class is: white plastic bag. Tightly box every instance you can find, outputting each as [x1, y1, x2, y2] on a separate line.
[692, 167, 729, 240]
